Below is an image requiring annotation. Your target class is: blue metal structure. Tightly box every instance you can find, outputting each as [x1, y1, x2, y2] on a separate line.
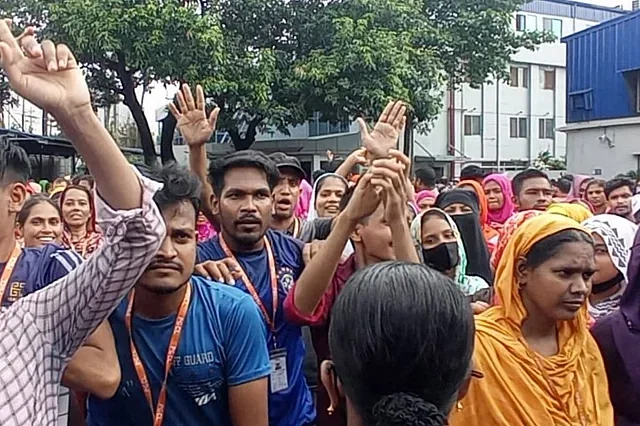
[563, 10, 640, 123]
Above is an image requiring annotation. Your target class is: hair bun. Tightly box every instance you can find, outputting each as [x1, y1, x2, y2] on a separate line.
[371, 392, 446, 426]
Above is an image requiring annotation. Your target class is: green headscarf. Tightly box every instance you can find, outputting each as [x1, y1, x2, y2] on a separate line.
[410, 208, 489, 295]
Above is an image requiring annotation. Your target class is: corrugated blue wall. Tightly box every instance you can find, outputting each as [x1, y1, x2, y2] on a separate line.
[564, 11, 640, 123]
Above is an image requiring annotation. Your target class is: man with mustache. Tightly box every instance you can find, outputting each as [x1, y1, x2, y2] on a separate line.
[605, 177, 635, 222]
[191, 149, 316, 426]
[87, 164, 270, 426]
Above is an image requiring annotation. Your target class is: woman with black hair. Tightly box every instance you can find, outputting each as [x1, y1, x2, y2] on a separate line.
[451, 215, 613, 426]
[320, 261, 475, 426]
[17, 195, 63, 247]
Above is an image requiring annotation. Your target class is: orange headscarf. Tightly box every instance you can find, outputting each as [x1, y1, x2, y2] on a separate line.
[457, 180, 499, 250]
[449, 215, 613, 426]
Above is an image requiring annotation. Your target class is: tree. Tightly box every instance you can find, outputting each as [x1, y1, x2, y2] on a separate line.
[3, 0, 224, 166]
[291, 0, 555, 132]
[190, 0, 554, 151]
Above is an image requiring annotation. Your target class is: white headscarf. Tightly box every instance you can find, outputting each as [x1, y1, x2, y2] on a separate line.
[307, 173, 349, 221]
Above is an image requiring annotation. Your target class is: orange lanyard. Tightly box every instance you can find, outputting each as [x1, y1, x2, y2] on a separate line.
[0, 244, 22, 303]
[125, 283, 191, 426]
[219, 236, 278, 338]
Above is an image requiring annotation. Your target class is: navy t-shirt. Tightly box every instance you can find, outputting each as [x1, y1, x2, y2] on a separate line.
[197, 229, 316, 426]
[0, 243, 83, 312]
[87, 276, 271, 426]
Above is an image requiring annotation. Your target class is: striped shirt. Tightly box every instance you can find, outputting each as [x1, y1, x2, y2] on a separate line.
[0, 171, 166, 426]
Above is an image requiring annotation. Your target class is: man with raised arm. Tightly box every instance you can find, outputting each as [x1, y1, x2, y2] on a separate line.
[0, 20, 165, 425]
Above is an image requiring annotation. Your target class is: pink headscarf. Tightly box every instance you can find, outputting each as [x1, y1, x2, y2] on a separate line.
[570, 174, 591, 199]
[415, 190, 437, 204]
[483, 173, 515, 225]
[295, 179, 313, 220]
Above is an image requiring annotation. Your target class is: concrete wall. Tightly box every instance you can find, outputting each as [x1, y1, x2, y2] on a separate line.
[565, 123, 640, 178]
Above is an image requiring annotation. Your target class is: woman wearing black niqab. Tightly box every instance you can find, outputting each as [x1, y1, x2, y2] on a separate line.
[435, 189, 493, 284]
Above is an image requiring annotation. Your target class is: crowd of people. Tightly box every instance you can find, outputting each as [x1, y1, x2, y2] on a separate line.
[4, 17, 640, 426]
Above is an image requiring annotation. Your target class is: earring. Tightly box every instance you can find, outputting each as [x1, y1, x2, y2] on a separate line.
[327, 405, 335, 416]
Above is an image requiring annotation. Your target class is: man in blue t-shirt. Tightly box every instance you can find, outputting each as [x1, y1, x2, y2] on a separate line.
[170, 84, 316, 425]
[193, 150, 316, 426]
[87, 164, 270, 426]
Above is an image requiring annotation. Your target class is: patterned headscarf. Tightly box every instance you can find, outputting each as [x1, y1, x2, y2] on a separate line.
[582, 214, 637, 282]
[490, 210, 542, 271]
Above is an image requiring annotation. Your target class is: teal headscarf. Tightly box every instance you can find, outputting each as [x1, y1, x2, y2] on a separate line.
[410, 208, 489, 295]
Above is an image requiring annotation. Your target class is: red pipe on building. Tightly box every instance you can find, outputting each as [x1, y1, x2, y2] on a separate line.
[448, 87, 456, 178]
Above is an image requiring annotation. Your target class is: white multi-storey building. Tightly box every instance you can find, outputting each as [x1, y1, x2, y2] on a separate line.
[419, 0, 626, 177]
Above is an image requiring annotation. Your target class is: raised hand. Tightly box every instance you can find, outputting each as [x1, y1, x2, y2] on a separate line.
[169, 84, 220, 147]
[389, 149, 415, 202]
[343, 173, 381, 223]
[357, 101, 407, 159]
[0, 20, 91, 117]
[369, 158, 407, 223]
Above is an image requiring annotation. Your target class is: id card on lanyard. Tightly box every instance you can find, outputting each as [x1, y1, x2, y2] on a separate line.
[0, 244, 22, 305]
[125, 283, 191, 426]
[219, 236, 289, 393]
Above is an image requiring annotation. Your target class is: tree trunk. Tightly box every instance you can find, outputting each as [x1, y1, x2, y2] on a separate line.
[227, 116, 263, 151]
[116, 59, 158, 167]
[159, 111, 177, 165]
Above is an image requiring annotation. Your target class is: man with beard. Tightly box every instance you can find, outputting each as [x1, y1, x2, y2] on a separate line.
[269, 153, 333, 242]
[87, 165, 269, 426]
[193, 150, 316, 426]
[605, 177, 635, 222]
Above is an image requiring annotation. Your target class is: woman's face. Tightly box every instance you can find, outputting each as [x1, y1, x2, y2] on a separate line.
[421, 215, 456, 249]
[592, 233, 618, 285]
[443, 203, 473, 216]
[586, 184, 606, 207]
[20, 202, 62, 248]
[484, 181, 504, 211]
[62, 188, 91, 228]
[579, 180, 590, 198]
[518, 241, 595, 322]
[315, 177, 346, 218]
[418, 197, 435, 212]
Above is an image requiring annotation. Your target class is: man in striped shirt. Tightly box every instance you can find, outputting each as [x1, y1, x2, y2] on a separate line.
[0, 19, 166, 425]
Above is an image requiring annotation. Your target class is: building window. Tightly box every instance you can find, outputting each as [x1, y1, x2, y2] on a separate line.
[543, 18, 563, 39]
[464, 115, 481, 136]
[510, 66, 529, 88]
[515, 14, 536, 31]
[541, 68, 555, 90]
[308, 113, 350, 137]
[510, 117, 528, 138]
[538, 118, 555, 139]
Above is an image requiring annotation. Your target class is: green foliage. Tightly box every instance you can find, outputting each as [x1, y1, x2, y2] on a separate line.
[0, 0, 552, 154]
[533, 150, 566, 171]
[1, 0, 223, 164]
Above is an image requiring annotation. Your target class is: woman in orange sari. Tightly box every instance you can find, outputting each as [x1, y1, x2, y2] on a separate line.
[450, 214, 613, 426]
[457, 180, 499, 252]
